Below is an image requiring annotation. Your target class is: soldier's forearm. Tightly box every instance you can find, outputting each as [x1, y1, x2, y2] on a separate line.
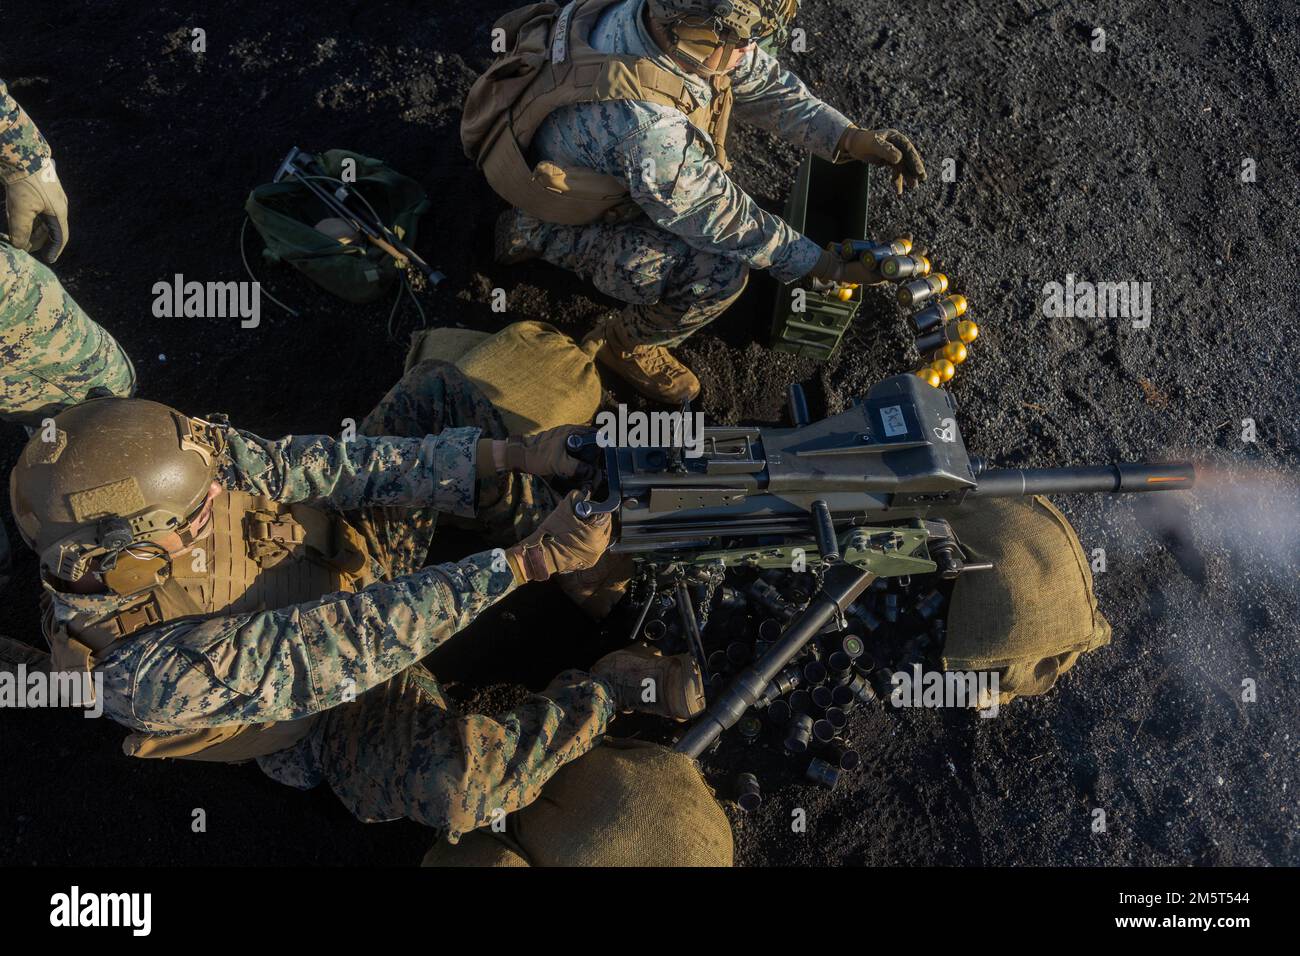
[0, 79, 53, 184]
[737, 95, 853, 161]
[102, 549, 517, 729]
[729, 53, 854, 161]
[221, 426, 482, 516]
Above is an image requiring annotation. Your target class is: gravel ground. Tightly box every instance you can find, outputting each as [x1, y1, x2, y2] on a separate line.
[0, 0, 1296, 866]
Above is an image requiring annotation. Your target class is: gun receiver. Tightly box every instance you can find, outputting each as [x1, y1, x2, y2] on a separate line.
[580, 373, 1193, 572]
[571, 374, 1195, 757]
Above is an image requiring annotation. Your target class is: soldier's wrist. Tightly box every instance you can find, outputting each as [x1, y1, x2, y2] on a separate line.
[505, 547, 527, 583]
[474, 438, 509, 478]
[1, 155, 52, 186]
[832, 126, 860, 163]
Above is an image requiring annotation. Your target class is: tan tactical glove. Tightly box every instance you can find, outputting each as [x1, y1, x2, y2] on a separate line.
[806, 248, 883, 286]
[838, 127, 926, 195]
[505, 489, 611, 583]
[505, 425, 589, 478]
[477, 426, 592, 480]
[6, 161, 70, 262]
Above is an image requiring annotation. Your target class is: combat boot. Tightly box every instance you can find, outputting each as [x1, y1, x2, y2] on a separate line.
[584, 318, 701, 403]
[592, 644, 706, 721]
[494, 209, 540, 265]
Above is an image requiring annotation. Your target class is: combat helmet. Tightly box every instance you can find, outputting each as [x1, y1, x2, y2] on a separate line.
[648, 0, 799, 69]
[9, 397, 225, 583]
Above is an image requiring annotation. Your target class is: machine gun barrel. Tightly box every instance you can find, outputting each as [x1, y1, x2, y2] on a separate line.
[970, 460, 1195, 497]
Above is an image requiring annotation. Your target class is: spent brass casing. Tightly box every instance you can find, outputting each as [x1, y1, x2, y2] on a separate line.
[738, 715, 763, 742]
[805, 757, 841, 790]
[735, 772, 762, 811]
[909, 294, 968, 333]
[897, 273, 949, 307]
[880, 254, 931, 280]
[828, 739, 861, 771]
[831, 683, 856, 710]
[826, 651, 853, 681]
[785, 714, 815, 753]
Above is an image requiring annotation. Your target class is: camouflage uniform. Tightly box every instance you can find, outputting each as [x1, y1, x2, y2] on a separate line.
[42, 362, 616, 842]
[2, 79, 134, 583]
[1, 78, 134, 427]
[0, 239, 136, 426]
[516, 0, 853, 346]
[0, 79, 51, 183]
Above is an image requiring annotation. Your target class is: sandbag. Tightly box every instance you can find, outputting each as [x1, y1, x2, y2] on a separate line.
[943, 496, 1111, 702]
[422, 738, 733, 867]
[403, 327, 490, 370]
[405, 321, 602, 434]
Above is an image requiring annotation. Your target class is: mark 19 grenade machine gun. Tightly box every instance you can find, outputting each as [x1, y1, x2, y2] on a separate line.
[566, 374, 1195, 758]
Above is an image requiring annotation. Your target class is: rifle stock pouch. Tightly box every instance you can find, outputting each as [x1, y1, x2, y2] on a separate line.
[246, 149, 429, 303]
[943, 496, 1111, 703]
[421, 738, 733, 867]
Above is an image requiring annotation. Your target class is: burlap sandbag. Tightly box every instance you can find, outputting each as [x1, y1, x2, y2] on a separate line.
[405, 321, 602, 434]
[943, 496, 1111, 702]
[422, 738, 734, 867]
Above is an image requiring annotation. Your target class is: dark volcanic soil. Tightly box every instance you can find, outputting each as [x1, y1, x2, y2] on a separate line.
[1, 0, 1297, 866]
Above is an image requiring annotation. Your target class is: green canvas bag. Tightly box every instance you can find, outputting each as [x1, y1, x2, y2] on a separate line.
[245, 149, 429, 304]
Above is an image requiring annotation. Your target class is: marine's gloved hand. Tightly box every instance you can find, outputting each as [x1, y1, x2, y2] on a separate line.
[5, 162, 70, 262]
[838, 127, 926, 195]
[503, 426, 592, 479]
[806, 248, 883, 286]
[505, 489, 611, 583]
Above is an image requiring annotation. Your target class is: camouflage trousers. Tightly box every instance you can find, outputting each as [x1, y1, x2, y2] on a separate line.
[305, 360, 615, 843]
[515, 210, 750, 347]
[0, 239, 135, 426]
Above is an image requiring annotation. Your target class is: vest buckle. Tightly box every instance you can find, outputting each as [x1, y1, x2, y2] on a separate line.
[245, 512, 307, 567]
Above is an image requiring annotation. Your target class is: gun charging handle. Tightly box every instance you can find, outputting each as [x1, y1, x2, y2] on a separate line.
[566, 430, 621, 520]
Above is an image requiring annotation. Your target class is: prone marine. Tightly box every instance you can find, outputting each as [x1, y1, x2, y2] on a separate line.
[8, 362, 704, 844]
